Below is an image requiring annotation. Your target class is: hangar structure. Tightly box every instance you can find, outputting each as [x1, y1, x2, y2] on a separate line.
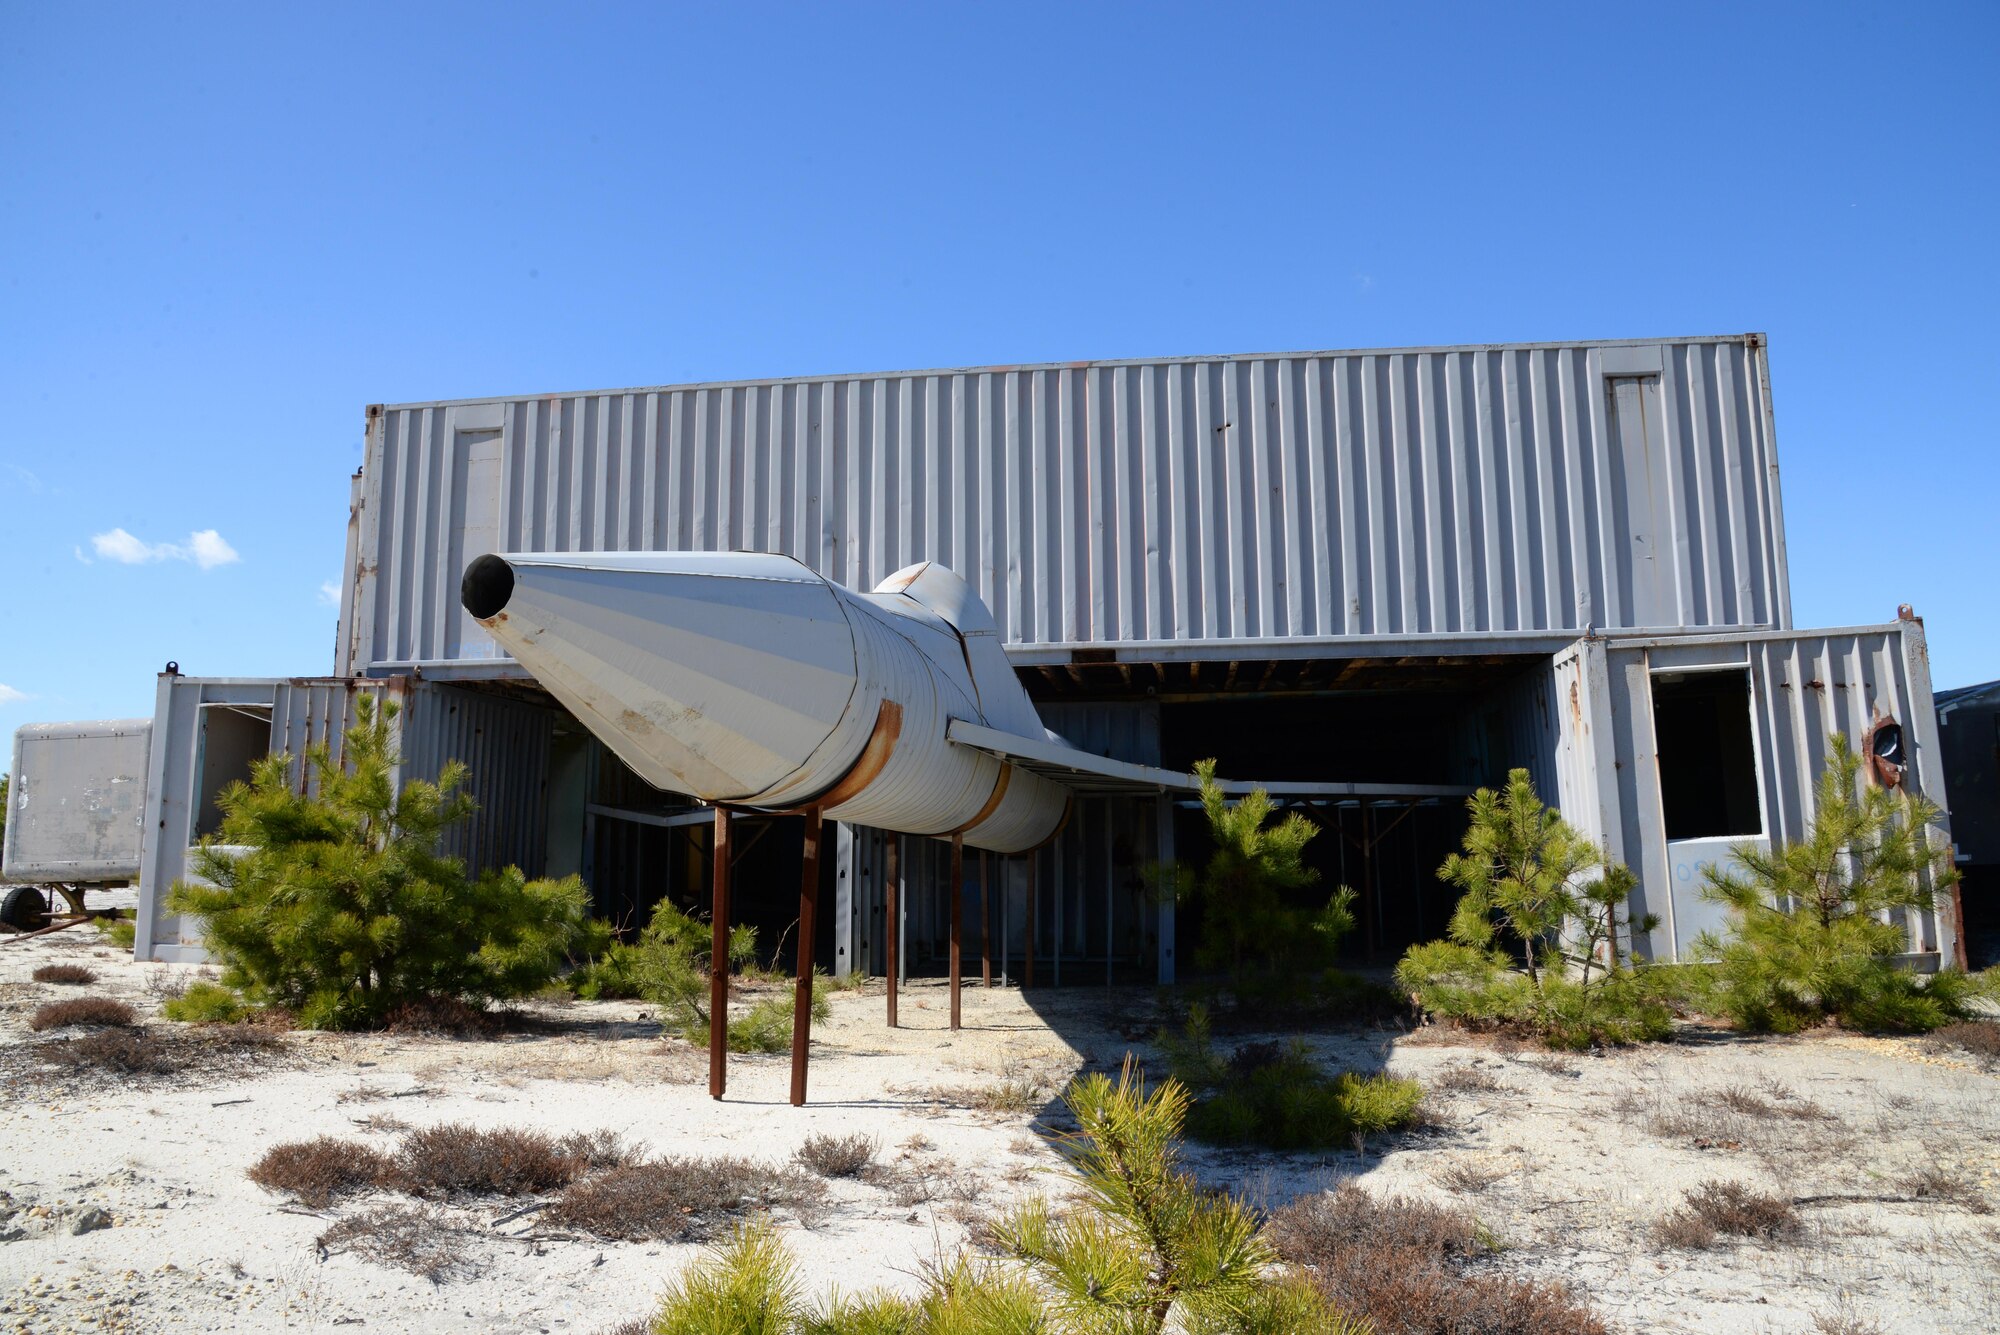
[125, 334, 1960, 977]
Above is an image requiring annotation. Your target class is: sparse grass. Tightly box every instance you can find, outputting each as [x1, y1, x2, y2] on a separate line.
[1812, 1305, 1887, 1335]
[1930, 1019, 2000, 1063]
[31, 963, 96, 985]
[249, 1136, 396, 1208]
[317, 1204, 474, 1283]
[1898, 1165, 1990, 1214]
[794, 1132, 875, 1178]
[394, 1124, 590, 1197]
[545, 1157, 826, 1241]
[1428, 1061, 1503, 1095]
[1713, 1082, 1832, 1121]
[861, 1146, 987, 1208]
[1655, 1179, 1802, 1248]
[44, 1028, 177, 1074]
[25, 1023, 282, 1084]
[1433, 1159, 1509, 1194]
[28, 995, 137, 1030]
[1267, 1184, 1606, 1335]
[922, 1073, 1047, 1117]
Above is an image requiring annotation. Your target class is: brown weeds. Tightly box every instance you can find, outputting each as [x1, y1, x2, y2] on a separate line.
[545, 1157, 825, 1241]
[382, 996, 504, 1038]
[1931, 1020, 2000, 1063]
[795, 1132, 876, 1178]
[394, 1124, 587, 1197]
[1655, 1179, 1801, 1247]
[28, 996, 137, 1030]
[249, 1136, 397, 1208]
[1267, 1185, 1605, 1335]
[317, 1204, 476, 1282]
[31, 964, 97, 986]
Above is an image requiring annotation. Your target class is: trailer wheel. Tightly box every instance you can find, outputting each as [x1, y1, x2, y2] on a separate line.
[1, 886, 49, 931]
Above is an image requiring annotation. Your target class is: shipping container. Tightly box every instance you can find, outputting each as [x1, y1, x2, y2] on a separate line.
[1546, 614, 1955, 963]
[135, 674, 557, 961]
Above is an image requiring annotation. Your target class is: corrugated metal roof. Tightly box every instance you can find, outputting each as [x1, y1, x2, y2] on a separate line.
[340, 334, 1789, 674]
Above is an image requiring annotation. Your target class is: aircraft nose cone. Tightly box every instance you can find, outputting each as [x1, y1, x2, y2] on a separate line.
[461, 553, 516, 620]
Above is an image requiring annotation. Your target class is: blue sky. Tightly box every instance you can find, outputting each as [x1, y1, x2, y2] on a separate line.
[2, 2, 1995, 733]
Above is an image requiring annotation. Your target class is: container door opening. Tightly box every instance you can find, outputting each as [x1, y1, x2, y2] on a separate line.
[1652, 670, 1761, 841]
[192, 706, 273, 840]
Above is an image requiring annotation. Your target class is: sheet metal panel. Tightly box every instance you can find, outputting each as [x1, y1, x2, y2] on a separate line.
[3, 720, 152, 883]
[342, 335, 1788, 674]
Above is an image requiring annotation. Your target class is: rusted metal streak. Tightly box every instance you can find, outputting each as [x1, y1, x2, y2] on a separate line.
[945, 764, 1012, 836]
[782, 700, 902, 813]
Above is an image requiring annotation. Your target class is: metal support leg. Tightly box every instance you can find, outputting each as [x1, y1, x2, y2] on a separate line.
[950, 833, 963, 1031]
[981, 849, 993, 988]
[790, 808, 822, 1107]
[708, 807, 732, 1101]
[885, 835, 900, 1029]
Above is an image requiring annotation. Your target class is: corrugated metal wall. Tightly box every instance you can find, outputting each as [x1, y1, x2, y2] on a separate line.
[137, 676, 557, 962]
[341, 335, 1788, 673]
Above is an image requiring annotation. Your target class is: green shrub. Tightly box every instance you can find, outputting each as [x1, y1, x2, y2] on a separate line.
[570, 940, 647, 1000]
[1163, 1021, 1423, 1150]
[163, 980, 250, 1024]
[1696, 735, 1974, 1035]
[165, 696, 595, 1030]
[1184, 1054, 1423, 1150]
[93, 913, 137, 951]
[1151, 760, 1374, 1017]
[631, 897, 828, 1053]
[1398, 769, 1671, 1049]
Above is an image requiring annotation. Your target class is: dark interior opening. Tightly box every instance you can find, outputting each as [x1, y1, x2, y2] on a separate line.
[194, 706, 272, 840]
[1653, 670, 1761, 840]
[1159, 692, 1486, 966]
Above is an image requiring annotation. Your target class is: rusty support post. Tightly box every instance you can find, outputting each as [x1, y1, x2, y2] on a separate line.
[1024, 852, 1037, 990]
[708, 806, 733, 1100]
[885, 834, 900, 1028]
[950, 834, 963, 1031]
[790, 808, 823, 1107]
[981, 849, 993, 987]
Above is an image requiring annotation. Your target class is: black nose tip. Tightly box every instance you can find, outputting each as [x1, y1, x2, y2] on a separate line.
[461, 554, 516, 619]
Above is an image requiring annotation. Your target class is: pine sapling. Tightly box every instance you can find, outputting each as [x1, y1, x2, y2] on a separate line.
[1697, 734, 1971, 1033]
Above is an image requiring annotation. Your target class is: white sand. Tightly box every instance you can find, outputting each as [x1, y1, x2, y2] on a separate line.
[2, 923, 1996, 1334]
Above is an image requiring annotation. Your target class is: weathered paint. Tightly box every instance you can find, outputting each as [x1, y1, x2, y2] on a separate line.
[1545, 619, 1955, 964]
[342, 335, 1789, 675]
[3, 720, 152, 883]
[464, 551, 1070, 852]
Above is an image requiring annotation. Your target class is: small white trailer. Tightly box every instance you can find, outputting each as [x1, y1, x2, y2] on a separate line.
[2, 720, 152, 931]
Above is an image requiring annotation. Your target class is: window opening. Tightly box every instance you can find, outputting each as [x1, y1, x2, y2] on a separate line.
[1652, 670, 1760, 840]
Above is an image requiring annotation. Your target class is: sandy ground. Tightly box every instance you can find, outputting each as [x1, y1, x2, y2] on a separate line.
[1, 920, 1996, 1335]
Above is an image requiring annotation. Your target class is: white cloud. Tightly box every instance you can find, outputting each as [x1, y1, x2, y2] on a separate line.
[187, 529, 240, 569]
[89, 527, 241, 570]
[0, 683, 27, 706]
[318, 579, 342, 608]
[74, 545, 92, 565]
